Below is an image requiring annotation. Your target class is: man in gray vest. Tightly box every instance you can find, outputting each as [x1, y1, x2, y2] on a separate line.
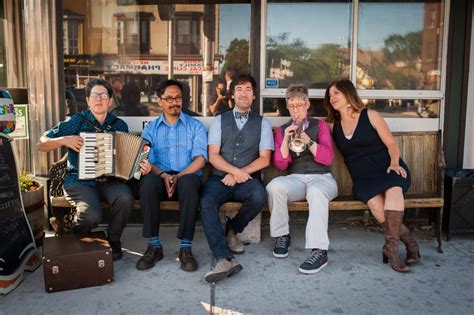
[200, 74, 274, 283]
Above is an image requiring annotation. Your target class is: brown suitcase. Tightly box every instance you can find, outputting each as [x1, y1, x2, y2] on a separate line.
[42, 232, 114, 293]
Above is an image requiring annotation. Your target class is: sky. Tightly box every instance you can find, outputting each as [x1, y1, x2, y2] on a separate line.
[218, 2, 430, 52]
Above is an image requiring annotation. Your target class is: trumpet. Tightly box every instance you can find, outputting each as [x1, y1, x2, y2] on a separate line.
[288, 120, 307, 155]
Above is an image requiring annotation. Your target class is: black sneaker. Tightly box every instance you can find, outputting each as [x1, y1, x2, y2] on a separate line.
[299, 249, 328, 274]
[273, 234, 291, 258]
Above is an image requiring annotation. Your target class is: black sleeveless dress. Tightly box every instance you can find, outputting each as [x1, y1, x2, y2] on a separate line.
[333, 109, 411, 203]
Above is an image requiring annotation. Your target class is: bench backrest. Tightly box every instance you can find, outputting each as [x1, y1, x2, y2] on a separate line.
[263, 131, 442, 197]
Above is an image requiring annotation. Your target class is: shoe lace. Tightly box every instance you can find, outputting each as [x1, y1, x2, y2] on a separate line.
[275, 236, 289, 249]
[304, 250, 323, 265]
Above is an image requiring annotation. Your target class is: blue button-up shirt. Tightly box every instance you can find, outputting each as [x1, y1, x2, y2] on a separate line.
[141, 112, 208, 175]
[44, 110, 129, 187]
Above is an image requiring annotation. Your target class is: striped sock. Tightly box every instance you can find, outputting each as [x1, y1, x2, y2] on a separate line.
[148, 236, 162, 249]
[180, 238, 192, 249]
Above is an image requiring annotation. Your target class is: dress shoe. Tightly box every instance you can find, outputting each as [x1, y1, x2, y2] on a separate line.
[108, 240, 123, 261]
[178, 248, 198, 272]
[136, 246, 164, 270]
[204, 258, 242, 283]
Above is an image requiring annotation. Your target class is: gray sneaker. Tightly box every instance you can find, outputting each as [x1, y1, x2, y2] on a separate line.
[226, 229, 245, 254]
[204, 258, 242, 283]
[299, 249, 328, 274]
[273, 234, 291, 258]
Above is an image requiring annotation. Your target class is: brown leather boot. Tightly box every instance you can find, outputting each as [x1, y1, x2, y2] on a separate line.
[383, 210, 410, 273]
[400, 224, 421, 265]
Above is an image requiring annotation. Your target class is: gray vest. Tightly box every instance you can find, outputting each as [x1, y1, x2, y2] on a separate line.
[213, 110, 262, 177]
[281, 118, 331, 174]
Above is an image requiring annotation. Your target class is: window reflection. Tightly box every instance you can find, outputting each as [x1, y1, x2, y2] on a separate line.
[263, 98, 326, 117]
[263, 97, 439, 118]
[364, 99, 439, 118]
[62, 1, 251, 116]
[266, 1, 352, 89]
[357, 1, 444, 90]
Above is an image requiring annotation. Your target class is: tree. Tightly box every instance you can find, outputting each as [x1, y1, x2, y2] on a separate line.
[222, 38, 250, 76]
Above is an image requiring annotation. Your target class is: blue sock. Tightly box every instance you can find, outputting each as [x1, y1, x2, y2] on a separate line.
[180, 238, 192, 249]
[148, 236, 162, 249]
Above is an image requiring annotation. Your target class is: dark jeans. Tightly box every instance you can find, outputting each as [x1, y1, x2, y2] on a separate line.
[200, 176, 267, 260]
[137, 173, 202, 240]
[64, 180, 133, 242]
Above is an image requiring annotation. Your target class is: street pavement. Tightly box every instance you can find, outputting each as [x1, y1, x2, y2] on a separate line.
[1, 223, 473, 314]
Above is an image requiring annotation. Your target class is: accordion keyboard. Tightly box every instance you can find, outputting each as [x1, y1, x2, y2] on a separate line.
[78, 132, 114, 179]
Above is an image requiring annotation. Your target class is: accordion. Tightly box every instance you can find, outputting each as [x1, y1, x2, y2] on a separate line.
[78, 131, 149, 181]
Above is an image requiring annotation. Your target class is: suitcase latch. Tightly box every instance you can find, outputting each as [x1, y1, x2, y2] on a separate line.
[98, 260, 105, 268]
[52, 266, 59, 274]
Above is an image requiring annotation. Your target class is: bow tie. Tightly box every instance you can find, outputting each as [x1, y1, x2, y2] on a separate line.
[235, 111, 250, 119]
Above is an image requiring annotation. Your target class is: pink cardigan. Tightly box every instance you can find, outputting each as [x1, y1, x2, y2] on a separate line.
[273, 119, 334, 171]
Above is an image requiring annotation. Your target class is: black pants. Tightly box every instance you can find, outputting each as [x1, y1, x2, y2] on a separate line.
[136, 173, 202, 240]
[64, 180, 134, 242]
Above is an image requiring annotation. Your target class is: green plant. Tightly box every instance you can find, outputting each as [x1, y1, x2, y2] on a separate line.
[19, 171, 39, 192]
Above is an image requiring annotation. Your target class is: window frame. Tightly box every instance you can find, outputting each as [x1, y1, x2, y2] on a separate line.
[259, 0, 451, 132]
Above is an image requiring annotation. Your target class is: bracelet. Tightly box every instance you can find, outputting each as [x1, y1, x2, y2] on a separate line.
[159, 171, 166, 177]
[308, 140, 315, 147]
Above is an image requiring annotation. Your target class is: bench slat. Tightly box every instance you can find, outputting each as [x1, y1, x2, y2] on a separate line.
[51, 196, 443, 211]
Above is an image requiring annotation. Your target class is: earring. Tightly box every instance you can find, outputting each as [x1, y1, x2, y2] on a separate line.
[346, 103, 352, 108]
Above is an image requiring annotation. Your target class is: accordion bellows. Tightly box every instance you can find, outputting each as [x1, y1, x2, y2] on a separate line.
[78, 131, 149, 181]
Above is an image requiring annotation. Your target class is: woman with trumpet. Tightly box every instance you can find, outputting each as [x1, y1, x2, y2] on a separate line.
[266, 84, 338, 274]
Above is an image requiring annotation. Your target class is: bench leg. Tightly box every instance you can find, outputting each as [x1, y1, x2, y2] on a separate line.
[220, 210, 262, 244]
[436, 206, 443, 254]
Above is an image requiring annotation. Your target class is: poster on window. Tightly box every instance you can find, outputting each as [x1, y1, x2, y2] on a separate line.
[9, 105, 29, 140]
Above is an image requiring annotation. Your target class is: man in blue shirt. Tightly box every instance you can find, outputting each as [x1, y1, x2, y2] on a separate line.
[200, 74, 274, 283]
[37, 79, 133, 261]
[136, 79, 207, 272]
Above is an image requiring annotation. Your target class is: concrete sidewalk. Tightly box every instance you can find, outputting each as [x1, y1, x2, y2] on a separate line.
[1, 223, 473, 314]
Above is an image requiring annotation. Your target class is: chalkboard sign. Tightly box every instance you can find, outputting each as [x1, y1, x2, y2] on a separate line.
[0, 134, 40, 294]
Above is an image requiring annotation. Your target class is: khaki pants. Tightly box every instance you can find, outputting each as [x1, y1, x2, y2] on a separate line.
[266, 173, 338, 250]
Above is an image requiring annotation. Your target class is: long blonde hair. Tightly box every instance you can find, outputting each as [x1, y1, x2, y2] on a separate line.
[323, 79, 365, 123]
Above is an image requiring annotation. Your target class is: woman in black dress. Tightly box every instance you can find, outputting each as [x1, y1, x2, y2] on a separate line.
[323, 79, 420, 273]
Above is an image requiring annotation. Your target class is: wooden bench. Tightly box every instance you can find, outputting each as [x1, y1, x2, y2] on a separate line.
[47, 131, 445, 252]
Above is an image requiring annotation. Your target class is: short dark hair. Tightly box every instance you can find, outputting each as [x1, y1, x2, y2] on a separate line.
[156, 79, 184, 97]
[86, 79, 113, 97]
[230, 74, 257, 95]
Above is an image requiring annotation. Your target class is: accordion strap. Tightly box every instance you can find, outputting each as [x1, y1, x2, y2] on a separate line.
[78, 112, 119, 132]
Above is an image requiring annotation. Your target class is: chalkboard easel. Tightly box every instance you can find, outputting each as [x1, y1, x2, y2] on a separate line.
[0, 133, 41, 295]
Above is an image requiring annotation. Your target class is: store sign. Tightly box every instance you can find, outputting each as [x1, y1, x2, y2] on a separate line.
[266, 78, 279, 88]
[104, 60, 220, 75]
[9, 105, 29, 140]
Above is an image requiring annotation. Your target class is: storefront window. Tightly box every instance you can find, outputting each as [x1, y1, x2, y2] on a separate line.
[266, 1, 352, 89]
[62, 1, 251, 118]
[263, 98, 326, 117]
[357, 0, 444, 90]
[263, 97, 439, 119]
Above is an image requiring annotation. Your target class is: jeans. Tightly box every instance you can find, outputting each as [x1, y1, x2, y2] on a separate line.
[200, 176, 267, 260]
[64, 180, 133, 242]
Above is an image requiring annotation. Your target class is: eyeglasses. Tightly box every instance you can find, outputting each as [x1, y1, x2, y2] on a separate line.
[287, 104, 306, 110]
[89, 93, 110, 100]
[160, 96, 183, 104]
